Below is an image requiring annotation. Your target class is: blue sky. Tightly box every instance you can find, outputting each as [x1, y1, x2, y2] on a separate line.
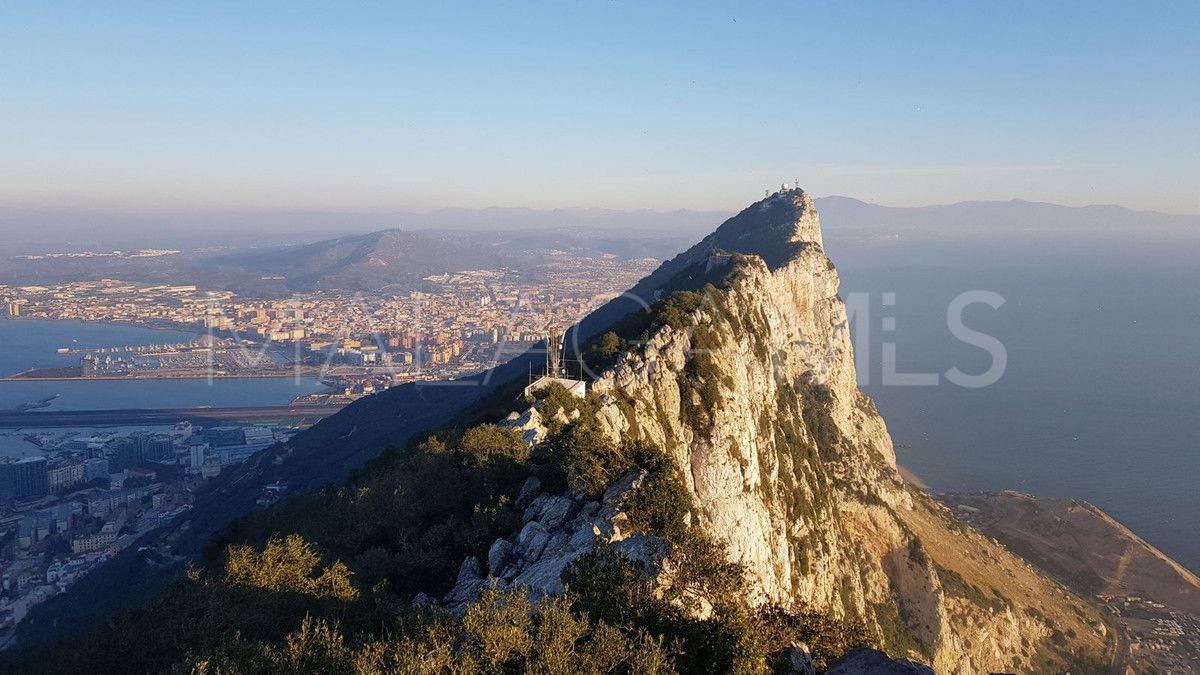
[2, 1, 1197, 214]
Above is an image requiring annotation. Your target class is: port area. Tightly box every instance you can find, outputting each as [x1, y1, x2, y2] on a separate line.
[1, 335, 314, 382]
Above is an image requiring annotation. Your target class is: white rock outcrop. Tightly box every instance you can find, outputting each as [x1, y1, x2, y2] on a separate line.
[443, 468, 667, 612]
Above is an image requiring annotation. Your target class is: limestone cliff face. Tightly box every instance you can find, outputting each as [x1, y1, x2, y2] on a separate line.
[454, 190, 1109, 673]
[589, 191, 901, 610]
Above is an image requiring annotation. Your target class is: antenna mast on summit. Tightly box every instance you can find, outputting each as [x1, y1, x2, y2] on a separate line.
[546, 331, 564, 378]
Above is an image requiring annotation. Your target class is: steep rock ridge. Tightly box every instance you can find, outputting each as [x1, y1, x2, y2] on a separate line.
[459, 190, 1109, 672]
[587, 191, 898, 612]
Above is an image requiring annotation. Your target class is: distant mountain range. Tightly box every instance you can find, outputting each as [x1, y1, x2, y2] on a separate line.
[4, 197, 1196, 255]
[814, 196, 1200, 240]
[2, 198, 1197, 291]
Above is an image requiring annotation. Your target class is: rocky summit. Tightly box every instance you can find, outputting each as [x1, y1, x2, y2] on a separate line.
[446, 189, 1111, 672]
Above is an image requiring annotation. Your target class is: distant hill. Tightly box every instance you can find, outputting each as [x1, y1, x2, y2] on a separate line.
[204, 228, 526, 292]
[0, 224, 695, 291]
[0, 205, 728, 255]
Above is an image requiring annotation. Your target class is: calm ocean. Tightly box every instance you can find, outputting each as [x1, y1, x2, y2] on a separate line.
[833, 234, 1200, 574]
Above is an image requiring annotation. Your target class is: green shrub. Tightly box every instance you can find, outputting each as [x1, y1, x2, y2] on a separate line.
[416, 434, 449, 455]
[584, 330, 628, 373]
[541, 412, 629, 496]
[460, 423, 530, 464]
[663, 531, 747, 612]
[463, 585, 535, 668]
[752, 603, 871, 670]
[167, 587, 676, 675]
[537, 382, 589, 427]
[224, 534, 358, 602]
[562, 542, 656, 627]
[652, 291, 705, 331]
[624, 468, 691, 540]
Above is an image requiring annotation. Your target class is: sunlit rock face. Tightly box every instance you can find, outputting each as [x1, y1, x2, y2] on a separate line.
[451, 190, 1106, 673]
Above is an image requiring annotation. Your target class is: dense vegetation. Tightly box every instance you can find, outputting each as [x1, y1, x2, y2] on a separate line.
[7, 376, 870, 674]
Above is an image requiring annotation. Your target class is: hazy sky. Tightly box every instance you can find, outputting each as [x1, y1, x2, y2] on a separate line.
[2, 1, 1198, 215]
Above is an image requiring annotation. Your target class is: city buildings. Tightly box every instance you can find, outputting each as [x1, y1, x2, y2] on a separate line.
[0, 457, 49, 500]
[0, 421, 297, 634]
[0, 255, 657, 389]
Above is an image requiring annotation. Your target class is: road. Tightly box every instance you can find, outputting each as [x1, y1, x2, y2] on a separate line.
[1107, 619, 1131, 675]
[0, 404, 348, 428]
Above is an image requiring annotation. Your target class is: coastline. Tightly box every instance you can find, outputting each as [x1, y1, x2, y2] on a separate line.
[0, 314, 202, 337]
[903, 459, 1198, 667]
[1, 370, 323, 382]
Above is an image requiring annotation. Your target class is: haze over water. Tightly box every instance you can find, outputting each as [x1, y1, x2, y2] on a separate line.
[834, 235, 1200, 573]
